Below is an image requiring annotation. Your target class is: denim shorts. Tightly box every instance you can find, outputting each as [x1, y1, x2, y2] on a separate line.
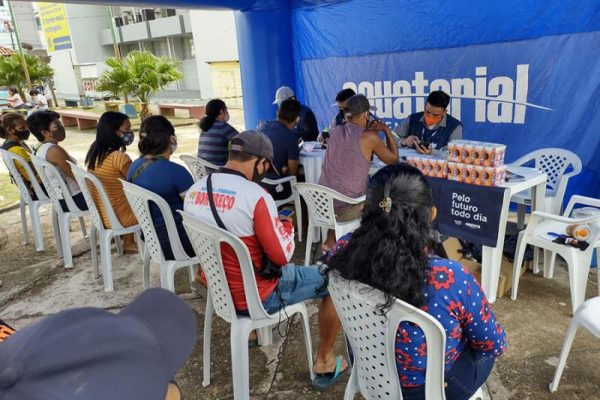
[261, 264, 329, 314]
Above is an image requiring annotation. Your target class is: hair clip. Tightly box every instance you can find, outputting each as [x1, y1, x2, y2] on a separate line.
[379, 196, 392, 213]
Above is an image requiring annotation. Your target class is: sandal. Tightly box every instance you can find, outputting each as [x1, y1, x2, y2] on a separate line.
[312, 356, 349, 390]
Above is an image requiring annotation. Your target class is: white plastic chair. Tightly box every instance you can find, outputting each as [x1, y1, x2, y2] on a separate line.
[295, 183, 365, 265]
[0, 149, 51, 251]
[121, 179, 198, 292]
[263, 175, 303, 241]
[512, 195, 600, 314]
[30, 155, 89, 268]
[68, 162, 143, 292]
[328, 271, 484, 400]
[549, 296, 600, 393]
[180, 154, 218, 181]
[510, 149, 582, 229]
[179, 210, 315, 400]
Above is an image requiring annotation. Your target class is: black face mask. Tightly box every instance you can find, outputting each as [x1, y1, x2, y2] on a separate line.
[251, 158, 267, 183]
[15, 129, 30, 141]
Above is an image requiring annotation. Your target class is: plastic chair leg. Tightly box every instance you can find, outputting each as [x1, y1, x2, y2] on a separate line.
[511, 231, 528, 300]
[257, 326, 273, 346]
[160, 261, 176, 292]
[202, 292, 214, 387]
[78, 217, 87, 239]
[565, 253, 591, 314]
[304, 222, 314, 266]
[544, 251, 557, 279]
[230, 324, 251, 400]
[294, 195, 303, 242]
[142, 247, 151, 290]
[114, 235, 123, 256]
[90, 226, 99, 278]
[60, 215, 74, 269]
[517, 203, 526, 230]
[343, 363, 359, 400]
[29, 202, 44, 252]
[135, 232, 144, 262]
[597, 248, 600, 296]
[100, 233, 114, 292]
[298, 305, 315, 381]
[20, 199, 29, 245]
[52, 209, 63, 259]
[549, 321, 579, 393]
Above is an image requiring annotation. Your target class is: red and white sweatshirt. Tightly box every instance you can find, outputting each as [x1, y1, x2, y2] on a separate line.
[184, 171, 295, 310]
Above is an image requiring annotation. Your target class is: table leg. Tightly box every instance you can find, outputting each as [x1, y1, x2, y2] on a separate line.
[532, 182, 547, 274]
[481, 189, 512, 303]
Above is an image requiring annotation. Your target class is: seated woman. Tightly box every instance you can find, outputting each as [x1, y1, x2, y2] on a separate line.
[85, 111, 138, 253]
[6, 88, 25, 109]
[0, 113, 39, 197]
[327, 163, 506, 400]
[197, 99, 239, 166]
[128, 115, 195, 259]
[27, 110, 88, 211]
[29, 89, 48, 110]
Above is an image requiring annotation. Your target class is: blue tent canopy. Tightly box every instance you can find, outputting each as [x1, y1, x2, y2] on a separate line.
[70, 1, 600, 198]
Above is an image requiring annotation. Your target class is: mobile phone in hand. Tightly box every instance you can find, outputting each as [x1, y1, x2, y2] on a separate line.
[279, 209, 295, 218]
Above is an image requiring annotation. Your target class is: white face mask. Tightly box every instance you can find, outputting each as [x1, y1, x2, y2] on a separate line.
[171, 143, 177, 154]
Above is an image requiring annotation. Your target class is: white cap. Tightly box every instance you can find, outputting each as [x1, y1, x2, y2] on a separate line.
[273, 86, 295, 105]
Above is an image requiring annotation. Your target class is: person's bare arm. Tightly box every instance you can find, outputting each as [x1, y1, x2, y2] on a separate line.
[286, 159, 299, 176]
[46, 145, 75, 179]
[368, 121, 399, 165]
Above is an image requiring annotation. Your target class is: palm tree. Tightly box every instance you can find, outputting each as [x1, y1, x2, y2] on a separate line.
[96, 57, 133, 103]
[97, 51, 183, 119]
[0, 54, 53, 98]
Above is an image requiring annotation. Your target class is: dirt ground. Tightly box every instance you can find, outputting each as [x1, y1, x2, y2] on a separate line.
[1, 115, 600, 399]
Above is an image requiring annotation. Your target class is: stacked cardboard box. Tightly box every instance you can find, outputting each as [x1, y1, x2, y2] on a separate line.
[442, 237, 528, 298]
[447, 140, 507, 187]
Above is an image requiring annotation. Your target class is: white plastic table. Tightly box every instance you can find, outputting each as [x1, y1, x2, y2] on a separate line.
[299, 149, 547, 302]
[481, 165, 547, 302]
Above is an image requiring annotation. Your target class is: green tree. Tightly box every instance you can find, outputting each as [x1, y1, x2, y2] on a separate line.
[96, 56, 133, 103]
[0, 54, 53, 98]
[97, 51, 182, 119]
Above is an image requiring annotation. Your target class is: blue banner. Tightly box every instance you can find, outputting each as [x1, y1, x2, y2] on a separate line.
[301, 31, 600, 198]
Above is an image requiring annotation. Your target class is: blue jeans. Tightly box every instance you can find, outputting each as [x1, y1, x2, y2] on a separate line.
[401, 346, 496, 400]
[238, 264, 328, 315]
[155, 221, 195, 260]
[59, 192, 88, 212]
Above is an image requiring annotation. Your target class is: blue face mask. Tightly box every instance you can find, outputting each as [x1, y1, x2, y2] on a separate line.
[120, 131, 134, 146]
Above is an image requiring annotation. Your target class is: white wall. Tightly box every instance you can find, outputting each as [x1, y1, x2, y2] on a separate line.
[50, 50, 80, 99]
[189, 10, 238, 99]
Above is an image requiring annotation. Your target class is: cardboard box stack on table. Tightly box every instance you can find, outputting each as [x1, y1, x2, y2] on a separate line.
[442, 237, 528, 298]
[407, 140, 507, 186]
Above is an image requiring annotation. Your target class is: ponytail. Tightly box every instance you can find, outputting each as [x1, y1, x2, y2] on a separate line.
[199, 99, 227, 132]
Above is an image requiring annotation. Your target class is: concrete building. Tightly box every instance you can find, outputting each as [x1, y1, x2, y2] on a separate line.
[41, 4, 241, 105]
[0, 2, 44, 53]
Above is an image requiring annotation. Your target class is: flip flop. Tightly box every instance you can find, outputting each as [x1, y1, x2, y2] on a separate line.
[248, 337, 259, 349]
[312, 356, 349, 390]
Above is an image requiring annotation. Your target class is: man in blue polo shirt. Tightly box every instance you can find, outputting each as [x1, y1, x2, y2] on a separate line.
[258, 98, 301, 201]
[395, 90, 463, 154]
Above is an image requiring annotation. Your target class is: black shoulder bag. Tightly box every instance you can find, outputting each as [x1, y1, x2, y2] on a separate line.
[206, 173, 282, 279]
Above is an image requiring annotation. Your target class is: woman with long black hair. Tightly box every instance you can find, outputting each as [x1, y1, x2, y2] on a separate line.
[197, 98, 238, 166]
[85, 111, 138, 253]
[327, 163, 506, 400]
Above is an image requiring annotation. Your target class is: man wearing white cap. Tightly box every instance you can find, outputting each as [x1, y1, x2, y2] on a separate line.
[273, 86, 319, 142]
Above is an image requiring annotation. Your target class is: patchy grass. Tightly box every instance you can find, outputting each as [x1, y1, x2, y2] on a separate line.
[0, 173, 20, 210]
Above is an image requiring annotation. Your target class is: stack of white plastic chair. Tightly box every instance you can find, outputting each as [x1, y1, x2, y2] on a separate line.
[68, 162, 143, 292]
[510, 149, 582, 229]
[295, 183, 364, 265]
[30, 155, 88, 268]
[180, 155, 218, 181]
[0, 149, 51, 251]
[180, 210, 314, 400]
[512, 195, 600, 314]
[549, 296, 600, 393]
[328, 271, 484, 400]
[121, 179, 198, 292]
[262, 175, 303, 241]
